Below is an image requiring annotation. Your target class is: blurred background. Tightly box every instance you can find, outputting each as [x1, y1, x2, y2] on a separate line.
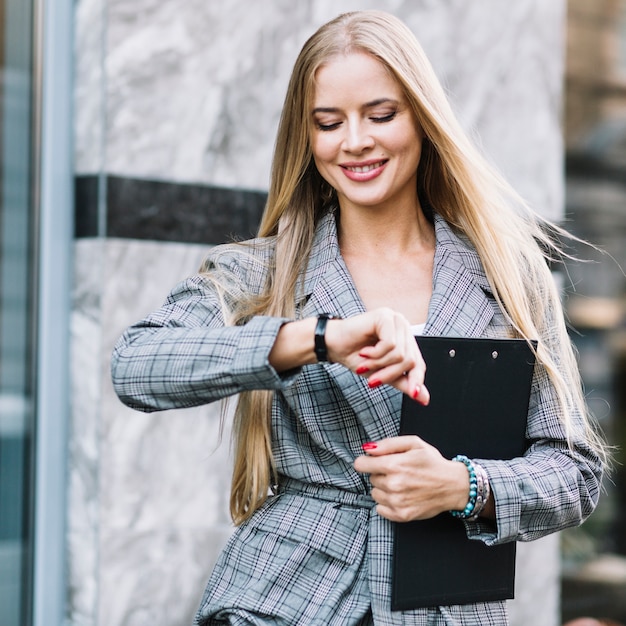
[560, 0, 626, 622]
[0, 1, 625, 625]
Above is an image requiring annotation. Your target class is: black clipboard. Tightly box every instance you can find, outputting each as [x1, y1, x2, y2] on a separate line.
[392, 336, 536, 611]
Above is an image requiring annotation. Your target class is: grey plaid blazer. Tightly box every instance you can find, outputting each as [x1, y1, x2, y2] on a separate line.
[111, 210, 602, 626]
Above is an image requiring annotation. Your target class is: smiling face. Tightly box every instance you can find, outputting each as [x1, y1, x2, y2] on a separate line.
[310, 52, 423, 215]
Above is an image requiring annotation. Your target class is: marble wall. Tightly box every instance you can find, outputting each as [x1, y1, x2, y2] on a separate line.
[71, 1, 566, 625]
[75, 0, 565, 218]
[70, 239, 234, 625]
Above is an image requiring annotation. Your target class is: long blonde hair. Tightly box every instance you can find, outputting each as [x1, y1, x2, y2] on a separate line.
[223, 10, 606, 524]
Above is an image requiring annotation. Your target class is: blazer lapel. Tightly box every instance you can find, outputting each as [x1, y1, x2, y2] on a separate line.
[299, 211, 402, 442]
[298, 211, 364, 321]
[423, 215, 496, 339]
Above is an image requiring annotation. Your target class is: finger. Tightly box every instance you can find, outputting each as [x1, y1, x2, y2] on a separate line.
[413, 382, 430, 405]
[371, 484, 425, 523]
[385, 361, 429, 403]
[375, 502, 420, 523]
[357, 356, 429, 403]
[369, 488, 410, 522]
[396, 330, 430, 402]
[359, 435, 428, 457]
[363, 337, 421, 386]
[357, 309, 405, 361]
[376, 319, 424, 380]
[399, 363, 430, 405]
[403, 330, 425, 380]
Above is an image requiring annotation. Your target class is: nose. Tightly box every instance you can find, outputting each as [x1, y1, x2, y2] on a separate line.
[342, 118, 375, 154]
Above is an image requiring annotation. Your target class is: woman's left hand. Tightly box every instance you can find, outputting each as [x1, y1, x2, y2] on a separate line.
[353, 435, 470, 522]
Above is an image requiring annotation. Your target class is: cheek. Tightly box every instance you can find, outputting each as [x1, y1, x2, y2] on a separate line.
[394, 130, 422, 165]
[310, 133, 337, 166]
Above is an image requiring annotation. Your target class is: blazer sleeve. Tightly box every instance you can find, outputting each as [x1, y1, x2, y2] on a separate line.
[464, 299, 603, 545]
[110, 258, 297, 412]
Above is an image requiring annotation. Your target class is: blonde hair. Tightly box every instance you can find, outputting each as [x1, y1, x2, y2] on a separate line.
[221, 10, 606, 524]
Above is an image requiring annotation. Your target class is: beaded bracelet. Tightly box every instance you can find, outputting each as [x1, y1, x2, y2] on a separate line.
[450, 455, 478, 519]
[450, 455, 491, 520]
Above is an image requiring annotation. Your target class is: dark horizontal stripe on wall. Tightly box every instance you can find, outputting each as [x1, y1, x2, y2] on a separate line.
[75, 174, 268, 244]
[75, 175, 100, 238]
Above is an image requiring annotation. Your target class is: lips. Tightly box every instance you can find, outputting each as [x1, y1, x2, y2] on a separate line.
[340, 159, 388, 181]
[342, 160, 387, 173]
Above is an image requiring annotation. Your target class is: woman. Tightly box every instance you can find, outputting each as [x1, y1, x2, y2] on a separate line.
[111, 10, 605, 625]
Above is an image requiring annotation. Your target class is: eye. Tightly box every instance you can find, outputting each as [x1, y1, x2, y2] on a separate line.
[315, 121, 342, 132]
[371, 111, 397, 123]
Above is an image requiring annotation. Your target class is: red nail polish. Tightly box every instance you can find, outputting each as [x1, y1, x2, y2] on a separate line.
[358, 352, 369, 358]
[368, 378, 382, 388]
[412, 385, 421, 400]
[362, 442, 378, 451]
[356, 366, 370, 375]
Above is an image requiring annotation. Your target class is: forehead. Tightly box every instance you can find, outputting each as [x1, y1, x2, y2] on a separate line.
[312, 52, 403, 106]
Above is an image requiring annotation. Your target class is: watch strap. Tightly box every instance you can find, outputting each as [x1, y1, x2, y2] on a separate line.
[314, 313, 339, 362]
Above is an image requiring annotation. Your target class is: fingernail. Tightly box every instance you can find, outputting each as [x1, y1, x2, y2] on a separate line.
[358, 352, 369, 358]
[368, 378, 382, 388]
[356, 366, 370, 375]
[362, 442, 378, 451]
[412, 386, 420, 400]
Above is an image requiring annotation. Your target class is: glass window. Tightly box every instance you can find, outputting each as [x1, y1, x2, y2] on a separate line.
[0, 0, 35, 624]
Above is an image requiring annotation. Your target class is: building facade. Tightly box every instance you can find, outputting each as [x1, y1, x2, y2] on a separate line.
[0, 1, 582, 624]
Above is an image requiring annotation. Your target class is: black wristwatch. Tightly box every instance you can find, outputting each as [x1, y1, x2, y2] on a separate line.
[314, 313, 340, 362]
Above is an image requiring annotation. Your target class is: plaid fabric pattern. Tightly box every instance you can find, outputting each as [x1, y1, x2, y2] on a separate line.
[111, 211, 602, 625]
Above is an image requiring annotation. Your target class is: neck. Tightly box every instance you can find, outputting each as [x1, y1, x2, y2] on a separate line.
[337, 201, 434, 258]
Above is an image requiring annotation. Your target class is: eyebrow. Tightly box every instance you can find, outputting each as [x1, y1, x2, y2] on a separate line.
[311, 98, 399, 114]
